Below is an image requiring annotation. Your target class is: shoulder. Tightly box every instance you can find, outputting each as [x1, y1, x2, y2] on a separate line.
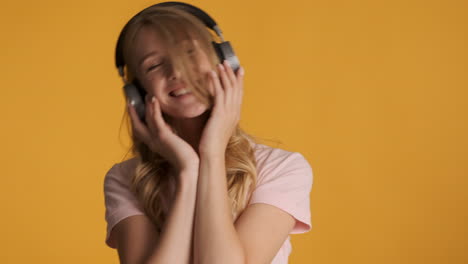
[104, 157, 140, 183]
[252, 143, 313, 184]
[252, 142, 310, 165]
[248, 143, 314, 234]
[103, 156, 147, 249]
[103, 157, 142, 202]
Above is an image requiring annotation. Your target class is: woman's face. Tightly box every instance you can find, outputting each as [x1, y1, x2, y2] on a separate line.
[129, 26, 212, 119]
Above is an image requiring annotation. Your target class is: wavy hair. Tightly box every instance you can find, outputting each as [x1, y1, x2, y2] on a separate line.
[117, 5, 260, 234]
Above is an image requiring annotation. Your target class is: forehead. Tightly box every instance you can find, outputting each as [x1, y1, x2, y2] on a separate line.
[130, 26, 201, 72]
[132, 26, 195, 56]
[132, 27, 166, 55]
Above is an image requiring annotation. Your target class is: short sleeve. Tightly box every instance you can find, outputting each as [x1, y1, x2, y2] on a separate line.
[103, 162, 145, 248]
[249, 151, 313, 234]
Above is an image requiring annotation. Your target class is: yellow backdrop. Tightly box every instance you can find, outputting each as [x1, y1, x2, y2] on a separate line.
[1, 0, 467, 263]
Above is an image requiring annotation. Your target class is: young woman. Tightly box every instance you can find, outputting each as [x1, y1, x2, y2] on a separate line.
[103, 3, 313, 264]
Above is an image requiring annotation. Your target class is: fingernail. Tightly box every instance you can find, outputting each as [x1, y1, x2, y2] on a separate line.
[239, 67, 245, 76]
[211, 69, 217, 77]
[151, 96, 155, 103]
[127, 99, 134, 108]
[218, 63, 224, 71]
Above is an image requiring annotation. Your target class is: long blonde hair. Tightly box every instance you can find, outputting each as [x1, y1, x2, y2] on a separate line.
[117, 5, 260, 234]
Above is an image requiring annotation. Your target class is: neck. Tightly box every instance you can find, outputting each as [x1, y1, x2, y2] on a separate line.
[165, 109, 211, 153]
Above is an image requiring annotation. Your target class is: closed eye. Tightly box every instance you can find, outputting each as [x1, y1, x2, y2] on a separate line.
[146, 49, 193, 73]
[147, 62, 163, 72]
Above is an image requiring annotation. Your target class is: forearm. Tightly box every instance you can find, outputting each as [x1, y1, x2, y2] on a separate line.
[146, 170, 198, 264]
[193, 154, 245, 264]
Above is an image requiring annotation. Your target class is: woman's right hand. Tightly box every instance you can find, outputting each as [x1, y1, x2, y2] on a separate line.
[127, 95, 200, 176]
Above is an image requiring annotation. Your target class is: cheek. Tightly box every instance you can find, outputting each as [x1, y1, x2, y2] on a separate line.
[140, 75, 166, 96]
[196, 50, 215, 69]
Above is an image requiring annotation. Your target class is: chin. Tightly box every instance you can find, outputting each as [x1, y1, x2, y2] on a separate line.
[164, 104, 209, 119]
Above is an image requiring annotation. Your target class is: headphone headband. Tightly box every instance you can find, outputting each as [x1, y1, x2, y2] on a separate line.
[114, 1, 224, 75]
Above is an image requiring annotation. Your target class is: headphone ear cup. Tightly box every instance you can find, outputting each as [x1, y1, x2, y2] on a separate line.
[212, 41, 240, 73]
[123, 79, 147, 124]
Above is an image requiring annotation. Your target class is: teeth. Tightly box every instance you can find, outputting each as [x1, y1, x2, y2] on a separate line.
[173, 88, 190, 97]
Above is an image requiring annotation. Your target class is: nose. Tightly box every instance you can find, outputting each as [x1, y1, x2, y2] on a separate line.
[168, 62, 182, 81]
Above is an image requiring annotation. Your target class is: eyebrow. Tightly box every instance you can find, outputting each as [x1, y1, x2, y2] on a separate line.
[138, 51, 159, 68]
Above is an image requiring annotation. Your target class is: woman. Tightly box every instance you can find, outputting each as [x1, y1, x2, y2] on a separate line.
[104, 3, 313, 264]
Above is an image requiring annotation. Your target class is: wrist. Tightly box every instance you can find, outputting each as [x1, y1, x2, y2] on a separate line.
[176, 168, 199, 193]
[199, 148, 225, 160]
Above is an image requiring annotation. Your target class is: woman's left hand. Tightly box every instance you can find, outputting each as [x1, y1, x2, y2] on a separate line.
[198, 60, 245, 157]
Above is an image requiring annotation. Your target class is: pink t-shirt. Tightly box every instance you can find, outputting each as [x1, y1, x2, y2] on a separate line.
[103, 143, 313, 264]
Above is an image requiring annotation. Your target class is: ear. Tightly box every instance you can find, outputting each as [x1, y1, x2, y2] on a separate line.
[123, 65, 134, 83]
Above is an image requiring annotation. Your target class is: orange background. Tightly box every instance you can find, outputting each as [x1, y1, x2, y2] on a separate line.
[1, 0, 467, 263]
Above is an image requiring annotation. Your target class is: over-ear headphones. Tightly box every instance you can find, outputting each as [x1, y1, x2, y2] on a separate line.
[114, 1, 240, 124]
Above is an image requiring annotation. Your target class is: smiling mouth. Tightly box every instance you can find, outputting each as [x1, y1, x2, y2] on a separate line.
[169, 88, 191, 97]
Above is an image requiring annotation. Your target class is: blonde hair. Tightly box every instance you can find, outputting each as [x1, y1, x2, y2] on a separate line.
[117, 5, 260, 234]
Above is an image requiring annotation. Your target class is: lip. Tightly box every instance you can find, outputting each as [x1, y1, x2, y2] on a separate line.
[168, 83, 188, 95]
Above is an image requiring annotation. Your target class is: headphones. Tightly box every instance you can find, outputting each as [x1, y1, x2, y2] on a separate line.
[114, 1, 240, 124]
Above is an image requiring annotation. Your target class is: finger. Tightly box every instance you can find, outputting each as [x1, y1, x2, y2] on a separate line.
[217, 63, 232, 104]
[223, 60, 237, 87]
[217, 63, 230, 89]
[236, 66, 245, 102]
[236, 66, 245, 83]
[223, 60, 238, 106]
[211, 69, 224, 108]
[127, 100, 151, 144]
[144, 96, 158, 136]
[206, 71, 215, 96]
[151, 96, 168, 132]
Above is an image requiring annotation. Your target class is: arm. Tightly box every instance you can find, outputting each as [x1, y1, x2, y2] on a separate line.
[193, 62, 306, 263]
[143, 169, 198, 264]
[193, 154, 245, 264]
[113, 169, 198, 264]
[123, 78, 203, 263]
[192, 153, 308, 264]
